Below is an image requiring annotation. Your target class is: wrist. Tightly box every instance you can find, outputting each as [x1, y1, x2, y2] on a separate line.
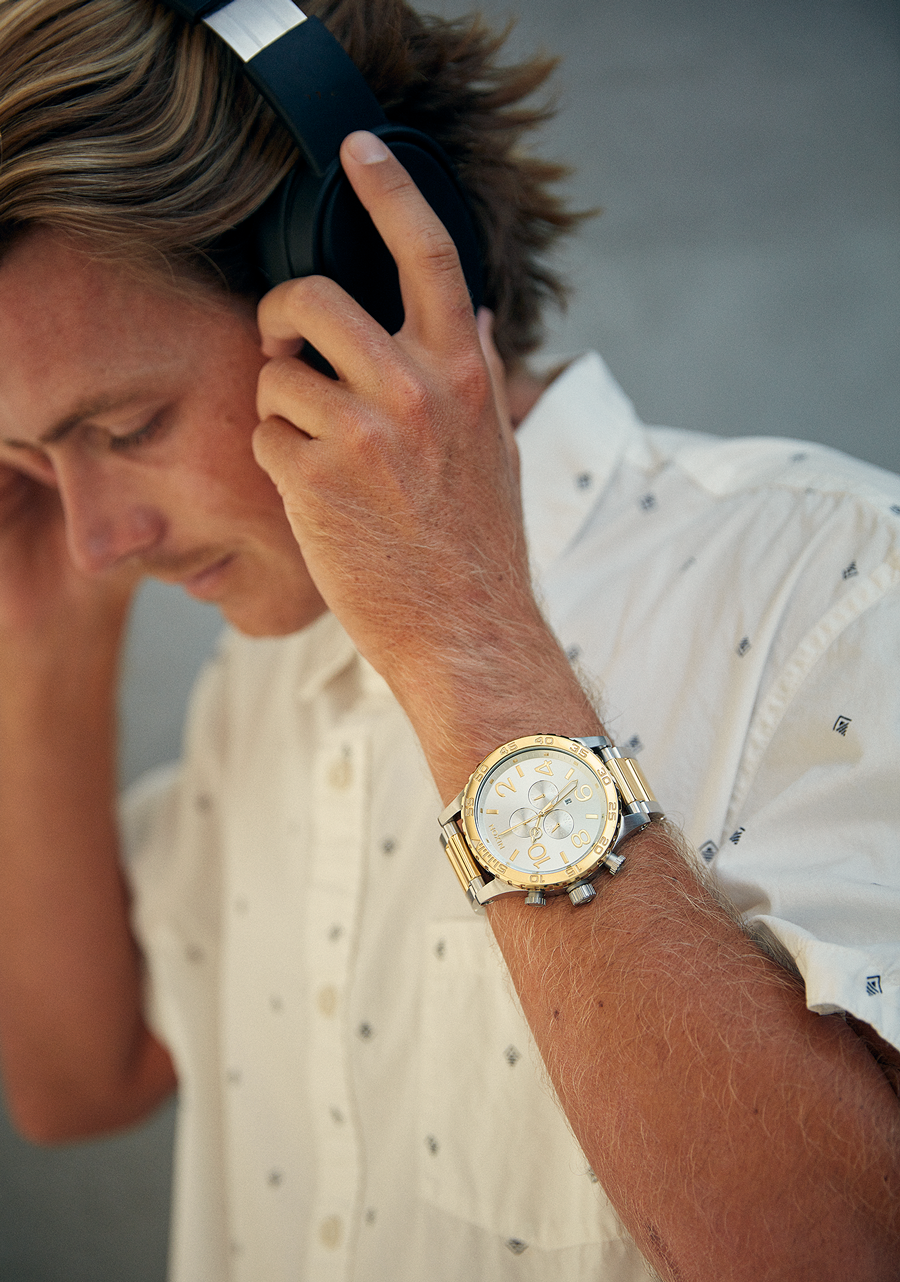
[387, 620, 602, 803]
[0, 603, 127, 732]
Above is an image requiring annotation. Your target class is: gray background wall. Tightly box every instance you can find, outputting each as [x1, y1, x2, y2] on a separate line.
[1, 0, 897, 1277]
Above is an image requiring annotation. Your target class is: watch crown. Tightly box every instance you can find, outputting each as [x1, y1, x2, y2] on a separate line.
[568, 881, 597, 907]
[525, 889, 546, 906]
[602, 852, 626, 875]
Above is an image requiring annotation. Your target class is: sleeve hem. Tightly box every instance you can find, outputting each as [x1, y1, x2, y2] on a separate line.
[746, 913, 900, 1054]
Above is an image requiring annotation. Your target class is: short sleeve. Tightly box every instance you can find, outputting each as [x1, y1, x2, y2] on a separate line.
[119, 763, 180, 1041]
[118, 647, 230, 1049]
[713, 585, 900, 1052]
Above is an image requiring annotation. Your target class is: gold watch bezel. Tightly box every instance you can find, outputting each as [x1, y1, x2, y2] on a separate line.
[459, 735, 621, 892]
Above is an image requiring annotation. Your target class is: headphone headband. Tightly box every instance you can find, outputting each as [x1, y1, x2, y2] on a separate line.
[167, 0, 386, 175]
[160, 0, 483, 334]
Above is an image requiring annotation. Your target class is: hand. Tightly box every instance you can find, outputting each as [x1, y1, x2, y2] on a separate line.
[252, 132, 534, 695]
[253, 130, 599, 797]
[0, 448, 136, 649]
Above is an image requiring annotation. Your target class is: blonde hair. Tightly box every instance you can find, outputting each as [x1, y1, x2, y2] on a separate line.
[0, 0, 585, 360]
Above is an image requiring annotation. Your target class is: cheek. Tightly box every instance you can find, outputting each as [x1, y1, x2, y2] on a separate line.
[175, 413, 293, 530]
[174, 335, 293, 529]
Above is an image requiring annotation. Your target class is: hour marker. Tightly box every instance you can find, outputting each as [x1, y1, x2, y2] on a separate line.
[515, 765, 524, 777]
[510, 849, 520, 861]
[565, 769, 575, 780]
[585, 814, 599, 820]
[484, 809, 499, 814]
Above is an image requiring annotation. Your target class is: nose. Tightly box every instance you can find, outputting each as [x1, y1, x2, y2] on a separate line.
[55, 459, 166, 575]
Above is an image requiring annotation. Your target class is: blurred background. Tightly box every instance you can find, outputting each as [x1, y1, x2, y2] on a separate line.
[1, 0, 897, 1276]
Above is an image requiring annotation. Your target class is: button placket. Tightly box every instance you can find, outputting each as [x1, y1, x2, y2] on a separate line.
[303, 731, 368, 1279]
[220, 737, 315, 1280]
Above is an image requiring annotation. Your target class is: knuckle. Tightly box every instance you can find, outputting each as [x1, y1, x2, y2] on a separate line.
[416, 225, 461, 277]
[262, 275, 338, 326]
[387, 367, 433, 424]
[444, 350, 490, 409]
[283, 274, 336, 314]
[256, 355, 308, 416]
[459, 352, 490, 397]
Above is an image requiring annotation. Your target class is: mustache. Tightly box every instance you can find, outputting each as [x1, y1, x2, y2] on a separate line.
[138, 550, 232, 582]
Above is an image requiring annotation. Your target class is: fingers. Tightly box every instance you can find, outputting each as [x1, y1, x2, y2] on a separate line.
[255, 348, 345, 445]
[339, 131, 475, 350]
[257, 131, 477, 377]
[252, 413, 306, 491]
[255, 130, 489, 452]
[256, 274, 395, 439]
[257, 273, 395, 385]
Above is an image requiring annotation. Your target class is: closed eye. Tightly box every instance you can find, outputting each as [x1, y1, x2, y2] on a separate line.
[108, 412, 164, 451]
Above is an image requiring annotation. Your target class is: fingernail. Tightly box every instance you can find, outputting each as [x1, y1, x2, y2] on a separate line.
[344, 131, 390, 165]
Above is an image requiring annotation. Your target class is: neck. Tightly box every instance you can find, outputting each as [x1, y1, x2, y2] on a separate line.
[506, 369, 549, 428]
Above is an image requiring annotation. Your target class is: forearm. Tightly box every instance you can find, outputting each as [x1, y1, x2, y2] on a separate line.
[400, 614, 900, 1278]
[489, 822, 900, 1280]
[0, 616, 175, 1141]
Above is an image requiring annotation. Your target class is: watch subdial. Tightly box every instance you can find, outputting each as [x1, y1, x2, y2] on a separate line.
[508, 807, 539, 837]
[528, 780, 559, 808]
[543, 808, 574, 840]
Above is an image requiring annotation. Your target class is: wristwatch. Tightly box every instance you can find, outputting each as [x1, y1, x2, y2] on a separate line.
[438, 734, 662, 911]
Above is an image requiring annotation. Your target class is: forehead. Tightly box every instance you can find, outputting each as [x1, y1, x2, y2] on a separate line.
[0, 229, 244, 440]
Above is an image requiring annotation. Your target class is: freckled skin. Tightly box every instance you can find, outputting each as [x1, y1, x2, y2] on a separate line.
[0, 134, 898, 1280]
[0, 230, 327, 639]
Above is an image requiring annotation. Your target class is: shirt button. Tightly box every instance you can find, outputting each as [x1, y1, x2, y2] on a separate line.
[319, 1215, 343, 1249]
[317, 985, 338, 1017]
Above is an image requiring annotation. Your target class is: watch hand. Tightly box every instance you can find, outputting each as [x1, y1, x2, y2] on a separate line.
[495, 782, 578, 838]
[494, 819, 529, 839]
[533, 781, 576, 821]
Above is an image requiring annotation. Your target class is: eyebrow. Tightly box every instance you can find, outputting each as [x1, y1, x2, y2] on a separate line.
[2, 391, 151, 450]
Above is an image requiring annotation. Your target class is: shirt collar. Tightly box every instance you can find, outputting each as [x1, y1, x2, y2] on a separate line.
[516, 352, 646, 581]
[293, 610, 358, 701]
[290, 609, 393, 703]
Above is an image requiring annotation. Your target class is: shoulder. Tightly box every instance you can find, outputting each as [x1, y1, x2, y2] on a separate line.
[661, 429, 900, 512]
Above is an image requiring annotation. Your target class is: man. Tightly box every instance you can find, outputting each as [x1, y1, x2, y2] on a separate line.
[0, 1, 898, 1279]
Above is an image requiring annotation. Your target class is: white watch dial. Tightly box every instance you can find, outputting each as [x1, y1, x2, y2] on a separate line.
[461, 737, 621, 892]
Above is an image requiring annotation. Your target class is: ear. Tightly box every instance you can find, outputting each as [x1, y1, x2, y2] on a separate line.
[476, 308, 548, 430]
[476, 307, 512, 432]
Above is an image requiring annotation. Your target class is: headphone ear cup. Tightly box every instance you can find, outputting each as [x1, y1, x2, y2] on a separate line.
[314, 158, 405, 334]
[317, 130, 484, 334]
[251, 127, 483, 336]
[250, 162, 322, 290]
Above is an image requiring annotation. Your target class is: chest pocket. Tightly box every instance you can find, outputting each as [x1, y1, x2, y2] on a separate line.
[418, 918, 624, 1251]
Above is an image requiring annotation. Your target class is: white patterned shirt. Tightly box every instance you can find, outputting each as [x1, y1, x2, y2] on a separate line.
[124, 352, 900, 1282]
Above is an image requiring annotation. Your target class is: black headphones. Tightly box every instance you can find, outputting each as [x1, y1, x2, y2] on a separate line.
[164, 0, 483, 337]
